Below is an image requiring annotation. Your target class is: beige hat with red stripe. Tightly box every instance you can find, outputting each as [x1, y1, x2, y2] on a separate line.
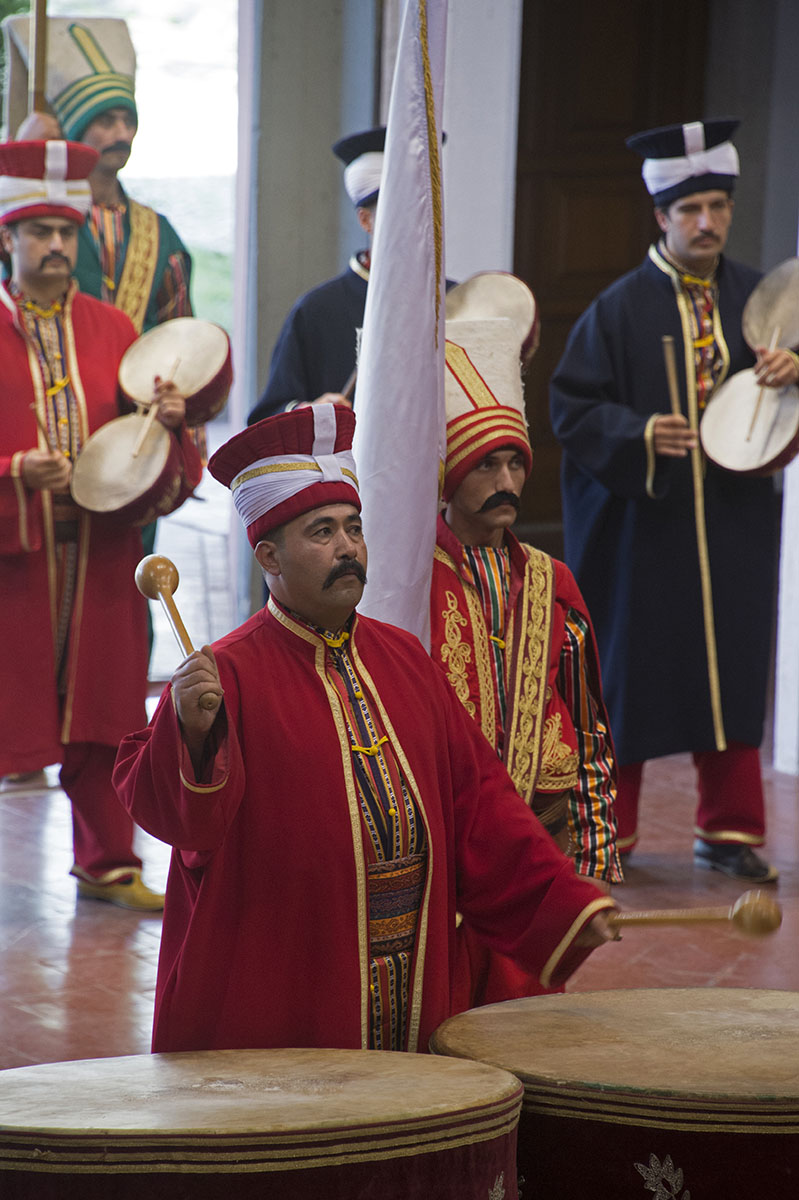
[442, 273, 537, 501]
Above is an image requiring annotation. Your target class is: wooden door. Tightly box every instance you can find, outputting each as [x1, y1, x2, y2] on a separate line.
[513, 0, 709, 555]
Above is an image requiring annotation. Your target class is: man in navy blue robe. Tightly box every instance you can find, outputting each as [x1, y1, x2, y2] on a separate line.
[550, 119, 799, 883]
[248, 128, 383, 424]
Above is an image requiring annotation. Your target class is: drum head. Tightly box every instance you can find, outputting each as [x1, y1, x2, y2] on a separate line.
[118, 317, 231, 411]
[742, 257, 799, 352]
[700, 367, 799, 474]
[445, 271, 539, 360]
[71, 413, 171, 514]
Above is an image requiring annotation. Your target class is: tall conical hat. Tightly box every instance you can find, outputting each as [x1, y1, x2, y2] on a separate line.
[2, 16, 136, 142]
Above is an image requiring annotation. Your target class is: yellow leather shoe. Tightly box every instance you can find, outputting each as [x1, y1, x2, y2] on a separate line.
[75, 869, 165, 911]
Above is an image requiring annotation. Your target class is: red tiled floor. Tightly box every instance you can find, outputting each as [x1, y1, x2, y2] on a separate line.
[0, 752, 796, 1070]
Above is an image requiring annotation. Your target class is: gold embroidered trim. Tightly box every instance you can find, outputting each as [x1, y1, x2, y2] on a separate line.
[672, 281, 726, 751]
[115, 199, 159, 334]
[348, 253, 370, 283]
[433, 546, 496, 742]
[446, 419, 530, 474]
[539, 896, 615, 989]
[445, 341, 499, 409]
[315, 630, 370, 1048]
[58, 290, 91, 744]
[11, 452, 30, 552]
[438, 589, 475, 716]
[693, 826, 763, 845]
[537, 712, 579, 791]
[351, 642, 432, 1054]
[504, 546, 554, 803]
[644, 412, 660, 498]
[178, 768, 228, 794]
[232, 461, 359, 490]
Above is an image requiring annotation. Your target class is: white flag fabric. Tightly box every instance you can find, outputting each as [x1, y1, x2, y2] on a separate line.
[351, 0, 447, 649]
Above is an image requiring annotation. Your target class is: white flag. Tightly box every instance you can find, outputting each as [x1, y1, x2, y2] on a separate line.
[351, 0, 447, 649]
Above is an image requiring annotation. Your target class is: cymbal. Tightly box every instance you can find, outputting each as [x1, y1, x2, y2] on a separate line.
[742, 256, 799, 352]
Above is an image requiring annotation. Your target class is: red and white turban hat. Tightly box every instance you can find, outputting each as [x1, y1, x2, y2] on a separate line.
[0, 139, 97, 225]
[208, 404, 360, 546]
[442, 272, 538, 502]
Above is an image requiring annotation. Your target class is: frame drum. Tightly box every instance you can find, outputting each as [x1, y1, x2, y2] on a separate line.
[118, 317, 232, 427]
[700, 367, 799, 475]
[431, 989, 799, 1200]
[0, 1047, 523, 1200]
[445, 271, 539, 363]
[70, 412, 185, 526]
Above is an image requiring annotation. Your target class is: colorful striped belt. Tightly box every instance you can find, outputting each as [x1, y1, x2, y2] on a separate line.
[367, 852, 427, 956]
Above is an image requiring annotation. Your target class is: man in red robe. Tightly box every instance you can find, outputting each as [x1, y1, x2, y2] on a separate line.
[114, 404, 619, 1053]
[0, 139, 202, 908]
[430, 306, 621, 1009]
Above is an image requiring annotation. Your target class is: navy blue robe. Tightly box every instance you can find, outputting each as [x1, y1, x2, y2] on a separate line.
[549, 247, 780, 764]
[249, 259, 368, 424]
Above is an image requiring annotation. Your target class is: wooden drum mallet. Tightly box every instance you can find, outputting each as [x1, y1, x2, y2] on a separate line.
[609, 889, 781, 938]
[134, 554, 220, 712]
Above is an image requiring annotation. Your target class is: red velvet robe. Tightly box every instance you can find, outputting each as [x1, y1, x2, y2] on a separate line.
[431, 516, 618, 1009]
[0, 281, 202, 775]
[114, 599, 615, 1054]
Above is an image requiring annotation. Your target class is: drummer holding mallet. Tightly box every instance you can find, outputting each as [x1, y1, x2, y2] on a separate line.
[550, 119, 797, 884]
[0, 139, 201, 908]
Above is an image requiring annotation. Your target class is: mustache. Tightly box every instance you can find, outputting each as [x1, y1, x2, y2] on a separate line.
[102, 141, 132, 155]
[480, 491, 521, 513]
[322, 559, 367, 589]
[40, 254, 70, 268]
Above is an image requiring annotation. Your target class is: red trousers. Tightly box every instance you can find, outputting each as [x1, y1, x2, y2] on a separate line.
[616, 741, 766, 852]
[59, 742, 142, 880]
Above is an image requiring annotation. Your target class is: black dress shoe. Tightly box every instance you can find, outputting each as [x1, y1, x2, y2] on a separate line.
[693, 839, 778, 883]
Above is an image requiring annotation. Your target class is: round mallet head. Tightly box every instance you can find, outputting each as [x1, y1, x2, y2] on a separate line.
[730, 890, 782, 937]
[135, 554, 180, 601]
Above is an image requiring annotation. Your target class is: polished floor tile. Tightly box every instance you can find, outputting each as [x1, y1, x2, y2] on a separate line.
[0, 750, 796, 1070]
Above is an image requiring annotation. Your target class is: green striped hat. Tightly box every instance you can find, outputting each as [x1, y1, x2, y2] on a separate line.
[1, 16, 137, 143]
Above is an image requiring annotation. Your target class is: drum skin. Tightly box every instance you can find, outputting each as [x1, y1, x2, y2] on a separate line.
[70, 413, 186, 527]
[118, 317, 233, 428]
[431, 989, 799, 1200]
[0, 1047, 523, 1200]
[445, 271, 539, 363]
[700, 367, 799, 476]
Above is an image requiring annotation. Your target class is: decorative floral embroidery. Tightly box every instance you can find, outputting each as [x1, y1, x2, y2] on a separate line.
[488, 1171, 506, 1200]
[507, 549, 551, 799]
[538, 711, 579, 789]
[635, 1153, 690, 1199]
[440, 590, 475, 715]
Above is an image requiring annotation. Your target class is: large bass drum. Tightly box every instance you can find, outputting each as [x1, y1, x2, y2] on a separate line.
[432, 988, 799, 1200]
[700, 366, 799, 475]
[0, 1047, 523, 1200]
[118, 316, 232, 427]
[70, 412, 186, 526]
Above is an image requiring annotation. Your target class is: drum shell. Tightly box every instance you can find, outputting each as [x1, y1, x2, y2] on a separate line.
[70, 413, 186, 527]
[431, 988, 799, 1200]
[700, 367, 799, 476]
[0, 1047, 522, 1200]
[117, 317, 233, 428]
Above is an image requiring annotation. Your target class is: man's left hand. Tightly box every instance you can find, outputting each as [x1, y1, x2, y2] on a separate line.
[153, 375, 186, 428]
[754, 347, 799, 389]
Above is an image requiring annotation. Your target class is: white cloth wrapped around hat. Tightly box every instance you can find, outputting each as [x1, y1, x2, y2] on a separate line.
[642, 139, 739, 198]
[0, 139, 95, 223]
[229, 404, 359, 531]
[343, 151, 384, 206]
